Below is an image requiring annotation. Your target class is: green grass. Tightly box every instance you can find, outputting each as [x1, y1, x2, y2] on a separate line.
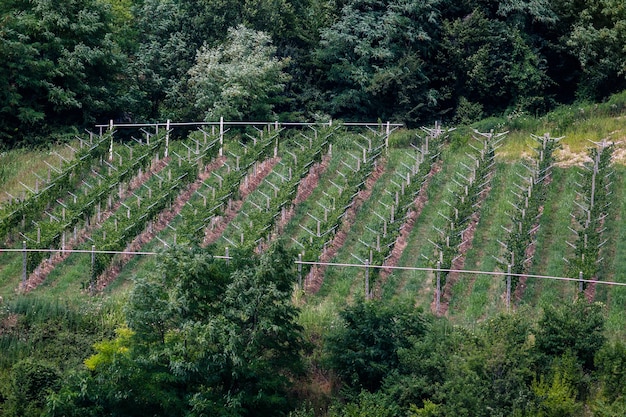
[318, 148, 418, 301]
[448, 161, 518, 324]
[0, 142, 77, 205]
[600, 165, 626, 339]
[524, 168, 578, 309]
[379, 143, 471, 308]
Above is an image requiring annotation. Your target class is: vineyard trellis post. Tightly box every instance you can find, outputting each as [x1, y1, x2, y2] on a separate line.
[298, 253, 303, 289]
[108, 119, 114, 161]
[436, 261, 441, 315]
[90, 245, 96, 296]
[579, 271, 584, 292]
[506, 264, 511, 310]
[165, 119, 171, 158]
[365, 259, 370, 300]
[22, 241, 27, 287]
[219, 116, 224, 157]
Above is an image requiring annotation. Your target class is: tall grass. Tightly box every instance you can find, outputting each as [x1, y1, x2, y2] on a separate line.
[0, 295, 122, 369]
[0, 141, 77, 205]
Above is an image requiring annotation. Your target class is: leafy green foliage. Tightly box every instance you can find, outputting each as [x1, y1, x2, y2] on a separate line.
[4, 359, 61, 417]
[316, 0, 442, 123]
[44, 243, 304, 417]
[0, 0, 128, 145]
[535, 299, 606, 370]
[324, 299, 429, 393]
[188, 25, 291, 121]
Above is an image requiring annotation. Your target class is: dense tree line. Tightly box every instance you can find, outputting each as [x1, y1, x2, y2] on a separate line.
[2, 0, 626, 146]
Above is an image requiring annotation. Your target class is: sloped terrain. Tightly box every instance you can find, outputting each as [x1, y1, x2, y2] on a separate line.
[1, 117, 626, 330]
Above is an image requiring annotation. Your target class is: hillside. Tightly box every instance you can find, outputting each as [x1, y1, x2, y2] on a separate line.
[1, 97, 626, 332]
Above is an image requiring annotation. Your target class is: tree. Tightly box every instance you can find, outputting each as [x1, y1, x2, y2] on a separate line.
[187, 25, 291, 121]
[4, 359, 60, 417]
[0, 0, 128, 146]
[45, 244, 304, 417]
[324, 299, 429, 393]
[315, 0, 443, 124]
[564, 0, 626, 100]
[535, 299, 606, 371]
[440, 9, 552, 118]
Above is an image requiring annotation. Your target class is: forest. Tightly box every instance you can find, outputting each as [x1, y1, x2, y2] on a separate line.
[2, 0, 626, 147]
[3, 0, 626, 416]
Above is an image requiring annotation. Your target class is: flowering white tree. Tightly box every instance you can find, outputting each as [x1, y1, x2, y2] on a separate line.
[188, 25, 290, 121]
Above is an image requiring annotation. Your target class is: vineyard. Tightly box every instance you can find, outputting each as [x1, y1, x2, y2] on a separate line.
[1, 120, 626, 332]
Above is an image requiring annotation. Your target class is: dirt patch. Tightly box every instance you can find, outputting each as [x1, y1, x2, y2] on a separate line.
[555, 144, 592, 168]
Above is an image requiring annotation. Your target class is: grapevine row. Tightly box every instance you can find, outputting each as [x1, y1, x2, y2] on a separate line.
[498, 133, 561, 290]
[434, 130, 501, 289]
[566, 140, 614, 287]
[22, 135, 166, 274]
[217, 126, 336, 251]
[0, 135, 110, 242]
[89, 135, 220, 278]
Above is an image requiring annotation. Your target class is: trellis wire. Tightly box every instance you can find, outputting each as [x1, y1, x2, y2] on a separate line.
[4, 247, 626, 288]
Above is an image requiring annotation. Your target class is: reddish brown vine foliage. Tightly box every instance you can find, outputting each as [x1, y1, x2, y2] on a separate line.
[20, 157, 171, 293]
[95, 157, 227, 291]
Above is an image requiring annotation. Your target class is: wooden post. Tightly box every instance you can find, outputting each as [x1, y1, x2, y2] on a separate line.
[109, 120, 114, 161]
[436, 261, 441, 315]
[385, 121, 390, 150]
[506, 264, 512, 311]
[298, 253, 303, 289]
[579, 271, 584, 292]
[365, 259, 370, 300]
[219, 116, 224, 157]
[22, 241, 27, 287]
[90, 245, 96, 296]
[165, 119, 170, 158]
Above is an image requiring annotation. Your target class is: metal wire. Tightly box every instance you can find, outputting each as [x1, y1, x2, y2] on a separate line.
[2, 247, 625, 287]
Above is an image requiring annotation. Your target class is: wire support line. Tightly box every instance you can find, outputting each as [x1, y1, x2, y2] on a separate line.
[0, 247, 231, 260]
[3, 247, 623, 287]
[294, 260, 626, 287]
[96, 121, 404, 129]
